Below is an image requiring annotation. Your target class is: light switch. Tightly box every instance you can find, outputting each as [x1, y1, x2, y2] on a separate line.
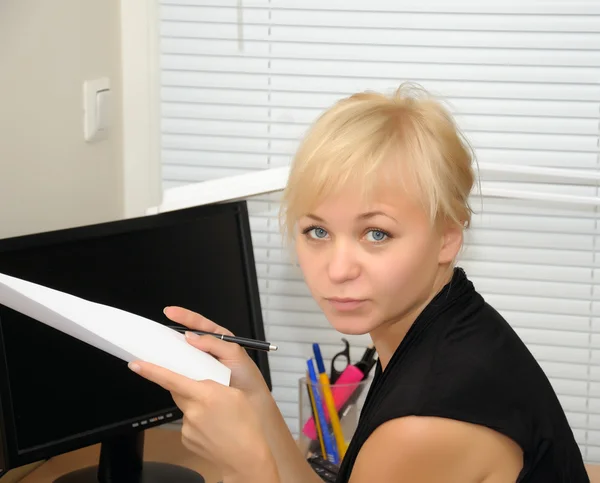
[83, 78, 110, 142]
[96, 89, 111, 132]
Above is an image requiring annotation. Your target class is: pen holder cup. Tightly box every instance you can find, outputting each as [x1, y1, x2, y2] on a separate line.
[298, 375, 372, 460]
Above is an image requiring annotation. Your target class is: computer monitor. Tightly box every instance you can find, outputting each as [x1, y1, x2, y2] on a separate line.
[0, 200, 271, 482]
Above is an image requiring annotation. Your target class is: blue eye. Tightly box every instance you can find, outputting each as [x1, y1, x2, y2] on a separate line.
[365, 230, 388, 242]
[304, 226, 329, 239]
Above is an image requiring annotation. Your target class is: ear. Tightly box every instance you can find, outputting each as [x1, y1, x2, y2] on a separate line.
[438, 222, 464, 264]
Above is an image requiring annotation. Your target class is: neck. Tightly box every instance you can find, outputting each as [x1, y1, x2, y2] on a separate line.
[370, 265, 455, 370]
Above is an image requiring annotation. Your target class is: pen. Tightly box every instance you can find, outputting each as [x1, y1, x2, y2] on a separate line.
[313, 343, 347, 459]
[307, 358, 339, 465]
[306, 370, 327, 458]
[173, 328, 278, 352]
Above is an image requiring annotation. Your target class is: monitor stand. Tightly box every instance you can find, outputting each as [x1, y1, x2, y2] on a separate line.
[53, 430, 205, 483]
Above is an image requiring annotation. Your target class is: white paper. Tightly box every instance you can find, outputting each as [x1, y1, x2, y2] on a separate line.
[0, 272, 231, 386]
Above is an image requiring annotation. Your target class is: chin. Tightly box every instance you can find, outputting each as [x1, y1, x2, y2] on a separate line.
[326, 314, 378, 336]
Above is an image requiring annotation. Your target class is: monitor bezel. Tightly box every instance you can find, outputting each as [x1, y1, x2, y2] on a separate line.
[0, 200, 271, 469]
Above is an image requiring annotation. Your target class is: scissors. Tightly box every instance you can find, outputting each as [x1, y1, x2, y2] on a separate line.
[329, 338, 351, 384]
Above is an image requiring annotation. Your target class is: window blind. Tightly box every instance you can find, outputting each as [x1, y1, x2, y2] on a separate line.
[157, 0, 600, 461]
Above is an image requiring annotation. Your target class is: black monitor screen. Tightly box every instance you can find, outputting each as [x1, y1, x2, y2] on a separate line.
[0, 202, 268, 459]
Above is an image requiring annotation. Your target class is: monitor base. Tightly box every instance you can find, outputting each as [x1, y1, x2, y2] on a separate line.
[54, 461, 205, 483]
[53, 429, 205, 483]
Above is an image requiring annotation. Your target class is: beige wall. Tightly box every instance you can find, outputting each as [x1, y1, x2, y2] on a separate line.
[0, 0, 124, 239]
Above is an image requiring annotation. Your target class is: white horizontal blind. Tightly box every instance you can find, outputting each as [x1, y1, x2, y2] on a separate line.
[158, 0, 600, 460]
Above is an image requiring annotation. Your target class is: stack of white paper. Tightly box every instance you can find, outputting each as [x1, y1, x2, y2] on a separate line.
[0, 272, 231, 386]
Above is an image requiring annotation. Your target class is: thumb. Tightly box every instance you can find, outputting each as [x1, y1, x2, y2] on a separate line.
[184, 331, 247, 363]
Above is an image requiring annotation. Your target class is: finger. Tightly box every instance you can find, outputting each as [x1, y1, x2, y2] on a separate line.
[184, 331, 247, 362]
[164, 306, 234, 336]
[128, 360, 202, 399]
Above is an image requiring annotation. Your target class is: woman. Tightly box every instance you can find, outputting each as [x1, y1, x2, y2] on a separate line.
[128, 84, 589, 482]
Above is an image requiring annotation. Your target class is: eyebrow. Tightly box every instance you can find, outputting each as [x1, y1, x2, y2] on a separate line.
[304, 211, 398, 223]
[358, 211, 398, 222]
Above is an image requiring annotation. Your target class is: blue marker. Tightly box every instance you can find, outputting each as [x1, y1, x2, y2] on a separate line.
[312, 343, 327, 374]
[307, 358, 339, 464]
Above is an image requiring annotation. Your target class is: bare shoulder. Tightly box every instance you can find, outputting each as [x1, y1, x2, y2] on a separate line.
[348, 416, 523, 483]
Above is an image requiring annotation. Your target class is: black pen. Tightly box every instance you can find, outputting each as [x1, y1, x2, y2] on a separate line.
[172, 327, 278, 352]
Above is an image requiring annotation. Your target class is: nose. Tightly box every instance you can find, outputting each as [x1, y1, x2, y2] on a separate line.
[327, 240, 361, 283]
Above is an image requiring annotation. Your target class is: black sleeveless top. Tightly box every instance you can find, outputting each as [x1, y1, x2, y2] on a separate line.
[336, 267, 589, 482]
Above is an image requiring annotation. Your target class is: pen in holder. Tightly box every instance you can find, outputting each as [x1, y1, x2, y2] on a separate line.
[298, 369, 372, 460]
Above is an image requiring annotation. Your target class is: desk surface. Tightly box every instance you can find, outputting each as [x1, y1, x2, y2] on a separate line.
[17, 427, 221, 483]
[11, 428, 600, 482]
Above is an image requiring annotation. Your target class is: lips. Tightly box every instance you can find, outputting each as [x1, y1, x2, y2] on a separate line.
[326, 297, 367, 312]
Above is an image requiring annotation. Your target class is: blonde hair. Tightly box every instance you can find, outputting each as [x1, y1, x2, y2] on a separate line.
[279, 83, 476, 241]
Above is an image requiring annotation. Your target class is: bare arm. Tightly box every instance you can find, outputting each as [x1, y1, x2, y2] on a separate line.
[251, 390, 322, 483]
[348, 416, 523, 483]
[160, 307, 321, 483]
[587, 464, 600, 483]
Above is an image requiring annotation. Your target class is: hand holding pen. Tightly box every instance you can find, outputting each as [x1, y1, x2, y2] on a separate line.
[162, 306, 273, 395]
[173, 327, 278, 352]
[164, 305, 277, 352]
[129, 306, 283, 478]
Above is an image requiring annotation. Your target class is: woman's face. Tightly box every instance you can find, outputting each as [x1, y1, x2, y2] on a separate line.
[295, 185, 462, 336]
